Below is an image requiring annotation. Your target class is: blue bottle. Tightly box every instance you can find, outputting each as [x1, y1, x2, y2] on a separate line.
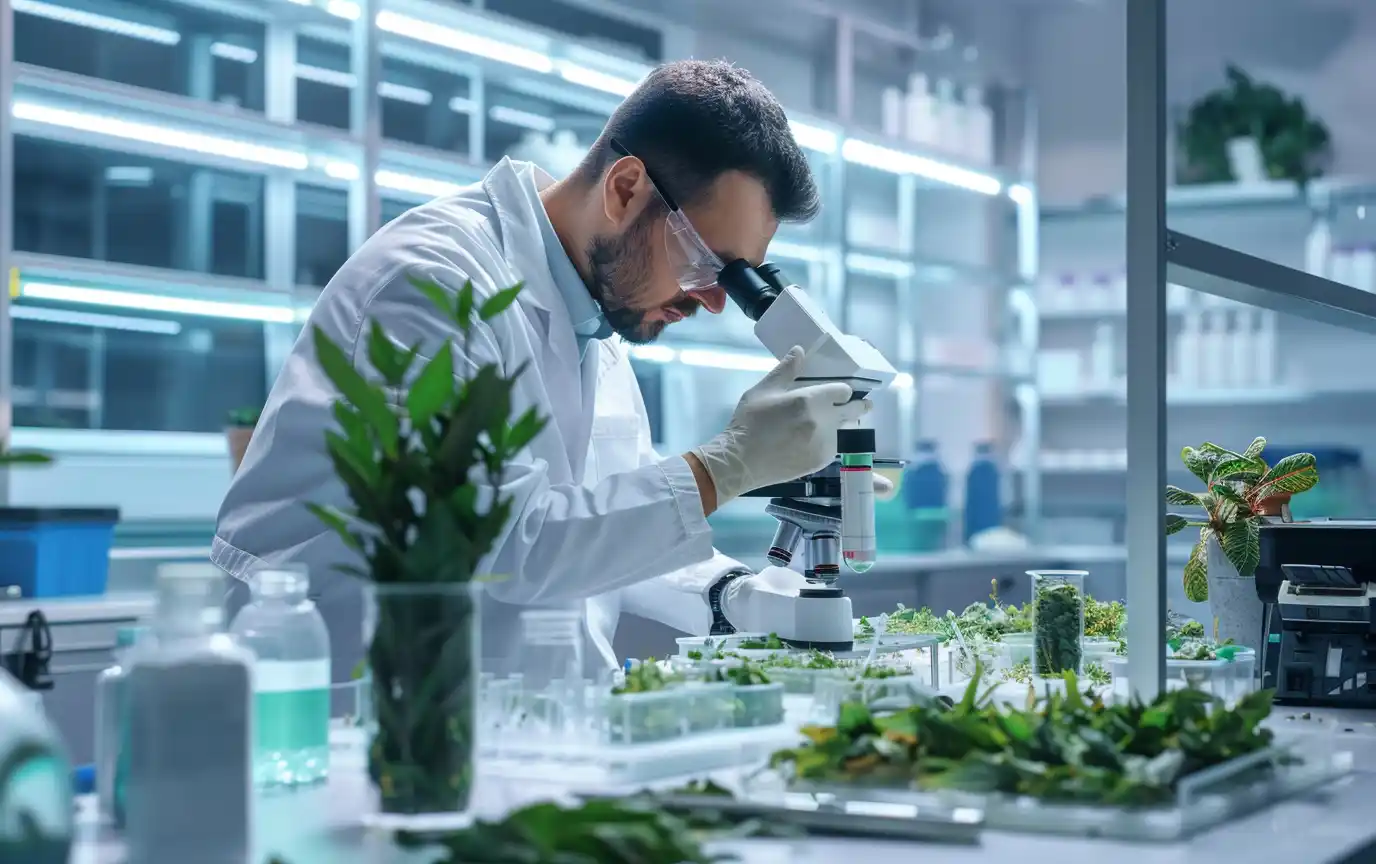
[964, 442, 1003, 544]
[901, 440, 949, 551]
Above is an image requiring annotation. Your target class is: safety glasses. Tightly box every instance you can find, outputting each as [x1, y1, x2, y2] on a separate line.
[610, 139, 724, 292]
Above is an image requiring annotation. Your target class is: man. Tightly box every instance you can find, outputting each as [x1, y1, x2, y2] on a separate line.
[214, 59, 880, 676]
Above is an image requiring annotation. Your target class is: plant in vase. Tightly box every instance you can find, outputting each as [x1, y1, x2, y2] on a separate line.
[224, 406, 262, 474]
[307, 276, 543, 820]
[1166, 438, 1318, 652]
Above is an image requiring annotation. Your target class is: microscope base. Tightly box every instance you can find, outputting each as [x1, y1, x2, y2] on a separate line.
[754, 587, 854, 652]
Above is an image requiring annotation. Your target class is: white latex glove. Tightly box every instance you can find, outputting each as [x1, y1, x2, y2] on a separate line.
[691, 346, 871, 506]
[873, 473, 894, 498]
[720, 565, 810, 634]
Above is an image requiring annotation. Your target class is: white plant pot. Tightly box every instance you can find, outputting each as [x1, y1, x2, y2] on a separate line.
[1226, 137, 1267, 185]
[1206, 534, 1264, 655]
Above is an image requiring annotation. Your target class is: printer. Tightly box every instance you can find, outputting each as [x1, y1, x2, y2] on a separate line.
[1256, 518, 1376, 706]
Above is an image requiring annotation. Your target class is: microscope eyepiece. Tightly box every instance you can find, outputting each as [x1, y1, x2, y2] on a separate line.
[717, 259, 782, 322]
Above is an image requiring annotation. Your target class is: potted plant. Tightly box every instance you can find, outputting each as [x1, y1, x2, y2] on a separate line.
[1165, 438, 1319, 653]
[1178, 64, 1331, 186]
[307, 276, 543, 824]
[224, 407, 261, 474]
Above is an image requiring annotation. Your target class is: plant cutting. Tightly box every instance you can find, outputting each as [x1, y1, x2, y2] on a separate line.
[702, 663, 785, 728]
[609, 662, 687, 744]
[307, 276, 543, 820]
[224, 406, 262, 474]
[1178, 64, 1331, 186]
[769, 668, 1279, 807]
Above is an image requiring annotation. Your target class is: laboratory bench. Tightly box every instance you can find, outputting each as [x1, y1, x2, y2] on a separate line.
[69, 713, 1376, 864]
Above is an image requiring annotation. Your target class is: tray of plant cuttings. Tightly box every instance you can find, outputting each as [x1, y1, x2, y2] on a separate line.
[754, 670, 1354, 842]
[587, 779, 985, 845]
[676, 630, 940, 664]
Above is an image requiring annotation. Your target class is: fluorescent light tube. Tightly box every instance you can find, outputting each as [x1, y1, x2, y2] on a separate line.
[557, 63, 638, 97]
[12, 305, 183, 335]
[627, 345, 676, 364]
[842, 138, 1001, 196]
[488, 105, 555, 133]
[375, 170, 463, 198]
[768, 241, 826, 263]
[791, 121, 838, 154]
[21, 282, 296, 323]
[1008, 183, 1034, 205]
[892, 372, 914, 390]
[295, 65, 433, 105]
[12, 102, 310, 170]
[12, 0, 179, 44]
[210, 43, 258, 64]
[677, 349, 775, 373]
[325, 0, 360, 20]
[845, 253, 914, 279]
[376, 10, 554, 74]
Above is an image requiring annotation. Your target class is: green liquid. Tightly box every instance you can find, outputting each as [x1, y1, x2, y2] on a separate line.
[253, 689, 330, 786]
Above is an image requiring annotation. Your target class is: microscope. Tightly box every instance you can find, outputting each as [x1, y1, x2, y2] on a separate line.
[716, 259, 899, 651]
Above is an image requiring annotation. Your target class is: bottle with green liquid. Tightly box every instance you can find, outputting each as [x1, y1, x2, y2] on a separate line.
[230, 567, 331, 787]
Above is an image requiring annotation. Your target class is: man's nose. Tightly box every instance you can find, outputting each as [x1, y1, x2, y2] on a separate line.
[690, 285, 727, 314]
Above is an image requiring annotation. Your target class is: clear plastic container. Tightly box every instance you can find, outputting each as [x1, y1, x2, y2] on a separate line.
[94, 625, 146, 826]
[732, 683, 785, 728]
[1106, 650, 1257, 705]
[813, 674, 934, 719]
[600, 683, 734, 745]
[230, 566, 331, 788]
[1030, 570, 1087, 677]
[675, 633, 774, 660]
[517, 610, 591, 744]
[767, 666, 850, 695]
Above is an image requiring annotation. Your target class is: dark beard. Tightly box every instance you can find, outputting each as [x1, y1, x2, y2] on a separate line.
[584, 210, 698, 345]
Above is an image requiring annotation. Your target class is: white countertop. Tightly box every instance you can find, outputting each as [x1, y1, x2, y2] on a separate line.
[70, 724, 1376, 864]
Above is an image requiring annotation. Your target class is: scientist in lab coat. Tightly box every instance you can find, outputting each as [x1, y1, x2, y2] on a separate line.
[214, 59, 878, 677]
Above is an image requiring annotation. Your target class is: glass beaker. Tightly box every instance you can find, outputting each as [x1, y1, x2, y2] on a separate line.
[1029, 570, 1087, 678]
[517, 609, 589, 746]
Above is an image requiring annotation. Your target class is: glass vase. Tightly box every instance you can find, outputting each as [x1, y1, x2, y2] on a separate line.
[363, 582, 480, 829]
[1029, 570, 1086, 678]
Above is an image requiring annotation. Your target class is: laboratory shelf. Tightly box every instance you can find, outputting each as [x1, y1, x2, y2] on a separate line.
[1039, 385, 1376, 408]
[1040, 178, 1310, 221]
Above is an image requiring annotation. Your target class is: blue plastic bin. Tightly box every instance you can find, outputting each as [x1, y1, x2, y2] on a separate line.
[0, 508, 120, 598]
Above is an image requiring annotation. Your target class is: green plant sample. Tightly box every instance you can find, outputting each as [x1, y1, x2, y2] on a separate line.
[307, 275, 543, 817]
[770, 669, 1278, 806]
[1033, 578, 1084, 676]
[737, 632, 786, 650]
[0, 448, 52, 467]
[1002, 660, 1032, 684]
[1168, 639, 1239, 662]
[615, 661, 679, 695]
[1166, 437, 1319, 602]
[1085, 661, 1111, 687]
[1084, 596, 1126, 639]
[225, 406, 262, 428]
[1178, 64, 1331, 186]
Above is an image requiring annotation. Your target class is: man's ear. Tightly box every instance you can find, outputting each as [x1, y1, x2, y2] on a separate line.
[602, 155, 652, 229]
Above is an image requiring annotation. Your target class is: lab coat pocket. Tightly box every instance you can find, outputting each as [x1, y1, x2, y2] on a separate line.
[588, 414, 643, 481]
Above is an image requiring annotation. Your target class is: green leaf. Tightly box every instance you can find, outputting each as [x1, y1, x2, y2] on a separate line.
[1212, 457, 1265, 485]
[1165, 514, 1191, 536]
[1181, 446, 1220, 485]
[406, 343, 456, 427]
[305, 503, 363, 552]
[1165, 485, 1203, 507]
[479, 282, 523, 321]
[1243, 436, 1267, 461]
[1209, 482, 1250, 510]
[1221, 517, 1261, 577]
[1252, 452, 1319, 501]
[312, 326, 398, 455]
[0, 450, 53, 466]
[456, 280, 475, 333]
[1184, 531, 1210, 602]
[366, 320, 408, 387]
[504, 407, 545, 453]
[408, 274, 454, 317]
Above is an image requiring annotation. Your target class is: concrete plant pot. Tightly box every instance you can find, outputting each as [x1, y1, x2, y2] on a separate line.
[225, 425, 254, 474]
[1206, 534, 1264, 656]
[1226, 136, 1266, 184]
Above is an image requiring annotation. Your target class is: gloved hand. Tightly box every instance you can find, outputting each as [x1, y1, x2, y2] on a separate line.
[691, 346, 871, 507]
[720, 565, 810, 634]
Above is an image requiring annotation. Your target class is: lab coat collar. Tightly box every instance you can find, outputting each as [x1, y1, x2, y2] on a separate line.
[482, 158, 564, 318]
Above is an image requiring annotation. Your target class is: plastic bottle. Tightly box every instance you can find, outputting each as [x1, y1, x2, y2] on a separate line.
[1176, 312, 1200, 389]
[123, 563, 253, 864]
[1229, 308, 1255, 389]
[963, 84, 993, 165]
[1090, 324, 1115, 388]
[963, 442, 1003, 545]
[882, 86, 905, 139]
[1304, 219, 1331, 277]
[230, 567, 331, 788]
[901, 440, 949, 551]
[933, 78, 960, 154]
[904, 73, 935, 147]
[94, 625, 147, 827]
[1353, 244, 1376, 293]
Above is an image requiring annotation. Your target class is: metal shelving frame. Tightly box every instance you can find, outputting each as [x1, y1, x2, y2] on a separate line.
[1124, 0, 1376, 697]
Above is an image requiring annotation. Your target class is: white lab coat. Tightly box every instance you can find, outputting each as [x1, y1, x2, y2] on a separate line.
[212, 158, 745, 676]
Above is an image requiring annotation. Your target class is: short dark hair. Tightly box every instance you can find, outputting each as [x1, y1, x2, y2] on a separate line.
[575, 60, 820, 223]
